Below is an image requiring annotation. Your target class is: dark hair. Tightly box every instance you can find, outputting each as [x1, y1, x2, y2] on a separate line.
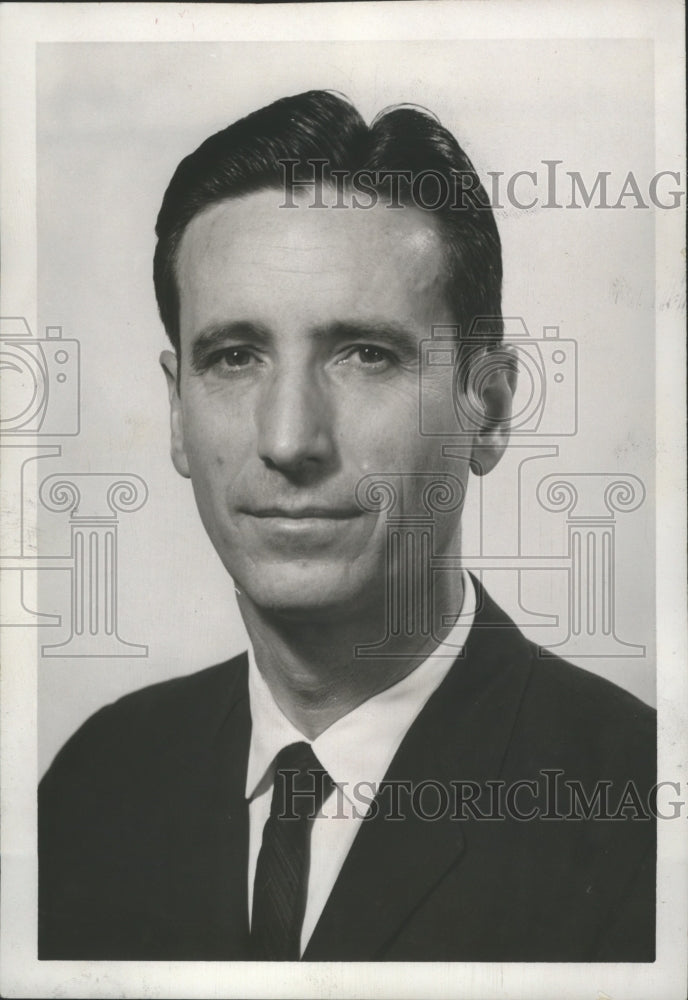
[153, 90, 502, 357]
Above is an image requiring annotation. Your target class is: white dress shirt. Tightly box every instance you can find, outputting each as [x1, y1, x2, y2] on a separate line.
[245, 570, 477, 954]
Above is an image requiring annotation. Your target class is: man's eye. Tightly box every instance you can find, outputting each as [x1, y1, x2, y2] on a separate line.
[213, 347, 257, 370]
[340, 345, 392, 368]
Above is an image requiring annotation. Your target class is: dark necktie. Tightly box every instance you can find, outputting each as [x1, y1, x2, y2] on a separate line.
[250, 741, 334, 960]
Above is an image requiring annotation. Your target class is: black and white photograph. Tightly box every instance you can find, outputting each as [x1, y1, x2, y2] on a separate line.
[0, 3, 685, 998]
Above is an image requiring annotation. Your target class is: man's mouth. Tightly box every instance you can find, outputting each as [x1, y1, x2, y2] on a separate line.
[245, 506, 362, 520]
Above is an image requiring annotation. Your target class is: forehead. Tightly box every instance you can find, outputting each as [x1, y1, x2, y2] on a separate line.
[175, 189, 451, 339]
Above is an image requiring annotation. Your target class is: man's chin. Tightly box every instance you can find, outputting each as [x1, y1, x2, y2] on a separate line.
[231, 561, 380, 623]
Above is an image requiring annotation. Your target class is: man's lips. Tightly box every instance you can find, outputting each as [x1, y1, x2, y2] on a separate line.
[242, 506, 362, 519]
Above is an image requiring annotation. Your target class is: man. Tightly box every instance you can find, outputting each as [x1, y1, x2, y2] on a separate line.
[39, 90, 655, 962]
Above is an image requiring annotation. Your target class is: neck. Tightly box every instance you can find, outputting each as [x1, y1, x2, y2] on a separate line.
[237, 570, 465, 740]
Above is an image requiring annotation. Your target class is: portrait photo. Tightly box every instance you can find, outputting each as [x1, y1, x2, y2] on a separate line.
[0, 3, 685, 999]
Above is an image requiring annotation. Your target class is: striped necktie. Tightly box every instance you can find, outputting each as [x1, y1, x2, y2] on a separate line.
[250, 741, 334, 959]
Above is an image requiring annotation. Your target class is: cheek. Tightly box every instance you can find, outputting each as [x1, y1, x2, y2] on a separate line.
[339, 384, 422, 450]
[182, 397, 245, 468]
[183, 430, 229, 503]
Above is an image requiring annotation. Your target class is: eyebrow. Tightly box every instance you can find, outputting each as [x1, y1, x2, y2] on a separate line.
[314, 320, 421, 358]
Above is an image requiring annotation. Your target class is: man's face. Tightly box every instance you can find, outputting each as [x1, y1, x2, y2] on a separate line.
[164, 189, 473, 622]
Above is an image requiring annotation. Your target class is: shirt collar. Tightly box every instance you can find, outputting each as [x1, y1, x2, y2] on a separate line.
[246, 571, 476, 806]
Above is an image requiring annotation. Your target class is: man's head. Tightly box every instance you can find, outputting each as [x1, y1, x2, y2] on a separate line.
[154, 90, 503, 362]
[156, 91, 515, 624]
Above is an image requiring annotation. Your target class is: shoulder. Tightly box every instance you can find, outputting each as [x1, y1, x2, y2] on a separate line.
[471, 579, 655, 779]
[525, 645, 654, 726]
[101, 651, 249, 728]
[510, 641, 655, 785]
[40, 653, 249, 790]
[523, 645, 654, 738]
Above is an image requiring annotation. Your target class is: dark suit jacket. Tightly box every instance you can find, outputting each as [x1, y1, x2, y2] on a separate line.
[39, 580, 655, 961]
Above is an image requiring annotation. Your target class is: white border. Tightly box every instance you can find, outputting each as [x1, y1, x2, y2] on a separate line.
[1, 3, 686, 998]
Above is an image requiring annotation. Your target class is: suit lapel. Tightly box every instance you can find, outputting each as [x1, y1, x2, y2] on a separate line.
[303, 580, 535, 960]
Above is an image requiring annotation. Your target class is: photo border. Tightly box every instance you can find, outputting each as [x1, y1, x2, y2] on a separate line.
[1, 3, 685, 998]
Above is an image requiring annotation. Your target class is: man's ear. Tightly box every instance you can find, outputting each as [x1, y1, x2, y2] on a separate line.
[465, 344, 518, 476]
[160, 350, 190, 479]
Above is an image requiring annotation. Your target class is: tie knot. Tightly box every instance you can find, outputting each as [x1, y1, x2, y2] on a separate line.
[271, 741, 333, 820]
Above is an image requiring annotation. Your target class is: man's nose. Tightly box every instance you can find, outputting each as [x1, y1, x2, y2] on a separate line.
[256, 365, 336, 474]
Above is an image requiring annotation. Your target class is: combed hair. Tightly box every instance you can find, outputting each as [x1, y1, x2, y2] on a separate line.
[153, 89, 502, 356]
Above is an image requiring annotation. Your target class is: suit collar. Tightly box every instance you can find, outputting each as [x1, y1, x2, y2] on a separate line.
[303, 578, 535, 960]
